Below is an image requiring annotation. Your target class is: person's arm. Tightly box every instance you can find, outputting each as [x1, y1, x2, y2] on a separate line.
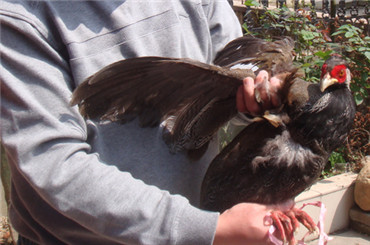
[206, 0, 243, 61]
[0, 8, 218, 245]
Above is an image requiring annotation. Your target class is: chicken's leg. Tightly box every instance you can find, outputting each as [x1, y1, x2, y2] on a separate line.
[270, 206, 317, 245]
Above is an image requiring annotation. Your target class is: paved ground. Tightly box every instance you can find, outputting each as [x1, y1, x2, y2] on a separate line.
[307, 229, 369, 245]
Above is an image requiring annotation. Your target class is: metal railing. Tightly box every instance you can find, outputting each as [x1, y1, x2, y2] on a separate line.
[232, 0, 369, 34]
[233, 0, 369, 20]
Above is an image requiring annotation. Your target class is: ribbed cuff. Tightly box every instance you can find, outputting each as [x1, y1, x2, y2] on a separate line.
[172, 204, 219, 245]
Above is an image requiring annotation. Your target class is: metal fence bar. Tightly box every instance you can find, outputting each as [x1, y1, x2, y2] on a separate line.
[338, 0, 347, 19]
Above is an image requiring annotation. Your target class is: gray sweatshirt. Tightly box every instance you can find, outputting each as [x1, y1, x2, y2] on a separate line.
[0, 0, 242, 244]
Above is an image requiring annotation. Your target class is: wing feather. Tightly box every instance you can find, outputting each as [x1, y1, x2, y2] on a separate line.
[71, 36, 297, 159]
[71, 56, 253, 156]
[214, 36, 295, 76]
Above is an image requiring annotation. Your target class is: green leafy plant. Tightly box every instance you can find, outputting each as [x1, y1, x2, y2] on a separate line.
[322, 150, 348, 178]
[242, 1, 369, 175]
[243, 2, 331, 83]
[243, 2, 369, 104]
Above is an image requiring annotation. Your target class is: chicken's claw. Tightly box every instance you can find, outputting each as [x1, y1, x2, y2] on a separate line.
[291, 207, 317, 233]
[270, 208, 317, 245]
[270, 210, 295, 245]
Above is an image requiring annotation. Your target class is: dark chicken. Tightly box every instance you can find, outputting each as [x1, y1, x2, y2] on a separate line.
[201, 54, 355, 206]
[71, 37, 355, 244]
[200, 54, 355, 244]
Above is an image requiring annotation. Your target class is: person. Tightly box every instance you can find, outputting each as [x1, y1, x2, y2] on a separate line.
[1, 1, 282, 244]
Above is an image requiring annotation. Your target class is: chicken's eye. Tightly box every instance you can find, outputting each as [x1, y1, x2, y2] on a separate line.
[331, 64, 347, 83]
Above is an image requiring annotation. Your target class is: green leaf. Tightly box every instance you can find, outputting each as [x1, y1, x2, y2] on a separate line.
[315, 50, 333, 59]
[329, 151, 346, 165]
[345, 46, 354, 52]
[332, 30, 344, 36]
[348, 37, 360, 44]
[350, 83, 360, 92]
[345, 31, 354, 38]
[242, 22, 250, 33]
[350, 25, 362, 33]
[354, 92, 364, 105]
[244, 0, 260, 7]
[359, 86, 367, 95]
[364, 51, 370, 61]
[362, 73, 370, 87]
[362, 87, 369, 96]
[301, 63, 312, 67]
[301, 30, 316, 40]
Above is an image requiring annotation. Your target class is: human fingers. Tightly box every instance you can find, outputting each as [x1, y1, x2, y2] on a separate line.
[241, 77, 261, 115]
[254, 70, 271, 110]
[254, 70, 269, 84]
[269, 76, 283, 108]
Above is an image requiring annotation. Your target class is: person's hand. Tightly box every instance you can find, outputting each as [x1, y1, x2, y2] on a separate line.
[236, 70, 283, 116]
[213, 202, 274, 245]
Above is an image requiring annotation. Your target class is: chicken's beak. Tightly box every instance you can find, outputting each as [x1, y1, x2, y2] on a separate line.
[320, 73, 338, 92]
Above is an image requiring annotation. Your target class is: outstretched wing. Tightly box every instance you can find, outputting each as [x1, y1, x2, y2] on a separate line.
[71, 36, 297, 159]
[214, 36, 295, 76]
[71, 56, 253, 158]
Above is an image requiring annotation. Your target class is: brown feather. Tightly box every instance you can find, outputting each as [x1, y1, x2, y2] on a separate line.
[214, 36, 295, 76]
[71, 37, 297, 159]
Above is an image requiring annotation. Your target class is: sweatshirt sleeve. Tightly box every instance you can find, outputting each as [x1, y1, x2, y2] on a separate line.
[205, 0, 243, 60]
[0, 9, 219, 245]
